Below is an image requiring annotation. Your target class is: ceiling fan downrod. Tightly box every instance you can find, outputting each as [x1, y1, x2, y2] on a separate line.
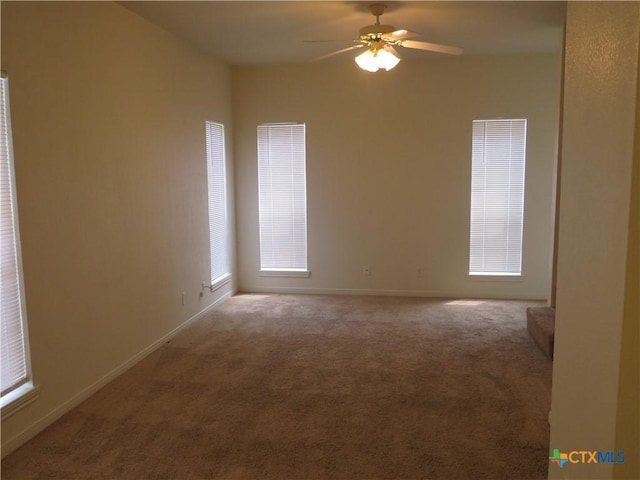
[360, 3, 396, 40]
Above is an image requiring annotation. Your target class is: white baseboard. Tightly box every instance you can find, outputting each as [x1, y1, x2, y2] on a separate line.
[0, 291, 232, 458]
[239, 285, 546, 301]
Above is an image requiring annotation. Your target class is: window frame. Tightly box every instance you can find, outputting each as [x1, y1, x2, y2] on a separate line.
[257, 122, 309, 276]
[0, 74, 38, 415]
[468, 118, 527, 277]
[205, 121, 231, 290]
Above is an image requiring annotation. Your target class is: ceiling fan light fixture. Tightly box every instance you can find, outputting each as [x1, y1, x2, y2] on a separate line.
[355, 45, 401, 72]
[379, 45, 401, 70]
[355, 48, 380, 72]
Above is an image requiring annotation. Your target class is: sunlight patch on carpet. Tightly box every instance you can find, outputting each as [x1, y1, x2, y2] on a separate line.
[445, 300, 485, 306]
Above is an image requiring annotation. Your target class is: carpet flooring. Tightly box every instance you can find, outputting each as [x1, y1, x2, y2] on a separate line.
[1, 294, 552, 479]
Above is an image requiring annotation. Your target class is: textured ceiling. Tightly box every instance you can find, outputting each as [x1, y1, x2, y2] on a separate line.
[121, 1, 566, 65]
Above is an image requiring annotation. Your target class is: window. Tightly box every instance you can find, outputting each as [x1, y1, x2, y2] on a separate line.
[257, 123, 308, 274]
[469, 118, 527, 276]
[205, 121, 230, 287]
[1, 76, 33, 407]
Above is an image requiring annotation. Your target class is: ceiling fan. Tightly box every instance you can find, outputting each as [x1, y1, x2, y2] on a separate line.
[314, 3, 463, 72]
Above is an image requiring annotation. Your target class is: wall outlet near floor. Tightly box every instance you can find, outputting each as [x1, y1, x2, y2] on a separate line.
[417, 267, 424, 278]
[181, 292, 186, 306]
[363, 264, 370, 276]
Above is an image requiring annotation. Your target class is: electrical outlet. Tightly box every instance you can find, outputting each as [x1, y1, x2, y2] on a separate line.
[181, 292, 186, 306]
[417, 267, 424, 278]
[363, 264, 371, 276]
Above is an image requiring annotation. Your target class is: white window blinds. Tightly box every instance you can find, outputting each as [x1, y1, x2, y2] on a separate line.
[206, 121, 230, 285]
[0, 77, 30, 396]
[257, 123, 307, 272]
[469, 118, 527, 275]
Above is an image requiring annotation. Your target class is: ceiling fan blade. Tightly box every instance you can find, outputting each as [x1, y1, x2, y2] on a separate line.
[401, 40, 463, 56]
[382, 29, 419, 41]
[304, 39, 357, 43]
[313, 44, 364, 61]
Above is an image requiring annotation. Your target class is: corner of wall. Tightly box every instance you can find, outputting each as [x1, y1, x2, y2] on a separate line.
[613, 27, 640, 480]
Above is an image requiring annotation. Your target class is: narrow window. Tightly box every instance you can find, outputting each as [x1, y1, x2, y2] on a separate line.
[206, 121, 230, 286]
[257, 123, 308, 274]
[1, 76, 33, 405]
[469, 118, 527, 276]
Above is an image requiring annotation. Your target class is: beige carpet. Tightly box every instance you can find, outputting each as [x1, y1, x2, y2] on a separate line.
[1, 294, 552, 479]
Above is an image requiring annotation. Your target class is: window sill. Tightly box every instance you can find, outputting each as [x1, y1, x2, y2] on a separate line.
[468, 274, 523, 282]
[260, 270, 310, 278]
[209, 273, 232, 291]
[1, 383, 40, 420]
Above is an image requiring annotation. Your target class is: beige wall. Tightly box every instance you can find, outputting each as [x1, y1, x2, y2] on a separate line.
[550, 3, 640, 479]
[233, 55, 561, 299]
[1, 2, 234, 454]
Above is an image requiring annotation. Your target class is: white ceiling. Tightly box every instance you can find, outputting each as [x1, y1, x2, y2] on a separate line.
[121, 1, 566, 65]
